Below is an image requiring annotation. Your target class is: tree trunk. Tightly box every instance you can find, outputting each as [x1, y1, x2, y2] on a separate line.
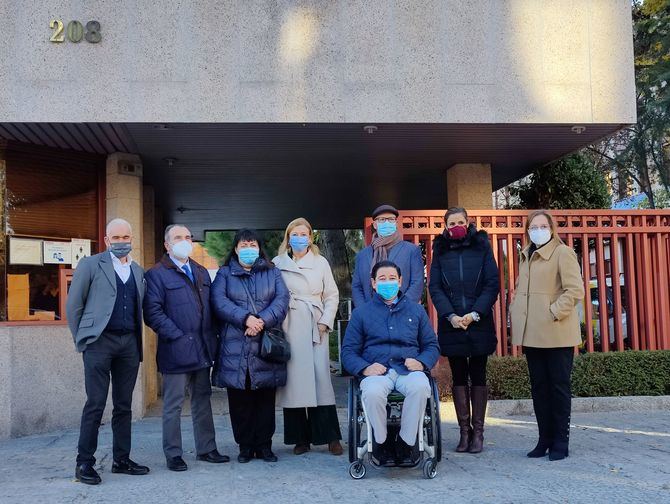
[319, 229, 352, 304]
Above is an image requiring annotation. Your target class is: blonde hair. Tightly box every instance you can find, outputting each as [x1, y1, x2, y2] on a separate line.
[278, 217, 320, 256]
[524, 210, 563, 244]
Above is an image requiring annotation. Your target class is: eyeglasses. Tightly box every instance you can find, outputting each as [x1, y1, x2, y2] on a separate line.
[528, 225, 550, 231]
[375, 217, 397, 224]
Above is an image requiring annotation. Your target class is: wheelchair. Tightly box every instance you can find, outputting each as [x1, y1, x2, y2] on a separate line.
[347, 373, 442, 479]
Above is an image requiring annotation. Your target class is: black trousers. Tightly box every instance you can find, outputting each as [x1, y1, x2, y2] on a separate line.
[227, 374, 276, 452]
[283, 405, 342, 445]
[448, 355, 488, 386]
[524, 346, 574, 450]
[77, 331, 140, 465]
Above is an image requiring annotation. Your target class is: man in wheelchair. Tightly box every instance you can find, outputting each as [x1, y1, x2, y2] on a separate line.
[342, 260, 440, 467]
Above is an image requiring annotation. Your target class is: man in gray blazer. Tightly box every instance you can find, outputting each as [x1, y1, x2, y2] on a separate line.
[66, 218, 150, 485]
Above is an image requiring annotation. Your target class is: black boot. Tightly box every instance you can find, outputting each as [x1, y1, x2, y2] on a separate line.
[452, 386, 472, 452]
[468, 386, 488, 453]
[526, 438, 552, 458]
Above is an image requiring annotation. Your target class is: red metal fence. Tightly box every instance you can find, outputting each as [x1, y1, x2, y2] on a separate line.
[364, 210, 670, 356]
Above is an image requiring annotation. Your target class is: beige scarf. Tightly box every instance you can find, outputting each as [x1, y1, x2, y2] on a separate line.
[370, 231, 403, 271]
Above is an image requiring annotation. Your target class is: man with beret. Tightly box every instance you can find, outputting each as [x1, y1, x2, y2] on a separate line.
[351, 204, 425, 309]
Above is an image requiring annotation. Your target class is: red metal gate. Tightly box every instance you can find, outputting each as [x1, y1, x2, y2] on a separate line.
[365, 210, 670, 356]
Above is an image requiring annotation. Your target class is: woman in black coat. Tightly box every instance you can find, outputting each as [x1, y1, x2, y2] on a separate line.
[211, 229, 290, 463]
[428, 207, 500, 453]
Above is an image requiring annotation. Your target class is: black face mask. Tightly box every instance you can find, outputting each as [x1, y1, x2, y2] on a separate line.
[109, 242, 132, 258]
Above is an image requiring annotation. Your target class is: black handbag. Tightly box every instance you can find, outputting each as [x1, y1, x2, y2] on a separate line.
[240, 279, 291, 364]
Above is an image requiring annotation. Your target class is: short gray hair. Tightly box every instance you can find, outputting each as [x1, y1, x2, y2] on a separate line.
[164, 224, 190, 242]
[106, 218, 132, 237]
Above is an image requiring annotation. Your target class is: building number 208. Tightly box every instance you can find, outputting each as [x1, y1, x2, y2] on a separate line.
[49, 20, 101, 44]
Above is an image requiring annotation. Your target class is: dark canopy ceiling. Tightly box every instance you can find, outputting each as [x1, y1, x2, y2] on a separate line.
[0, 122, 623, 237]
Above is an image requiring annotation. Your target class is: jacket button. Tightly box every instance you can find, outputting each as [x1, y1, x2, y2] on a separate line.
[189, 336, 193, 340]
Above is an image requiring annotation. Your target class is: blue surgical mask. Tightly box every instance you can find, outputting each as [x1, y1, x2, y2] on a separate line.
[171, 240, 193, 260]
[529, 229, 552, 247]
[109, 242, 132, 258]
[238, 247, 260, 266]
[376, 280, 400, 301]
[289, 235, 310, 253]
[377, 221, 397, 237]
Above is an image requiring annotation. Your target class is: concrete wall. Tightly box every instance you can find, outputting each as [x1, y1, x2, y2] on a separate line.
[0, 325, 146, 439]
[0, 0, 635, 124]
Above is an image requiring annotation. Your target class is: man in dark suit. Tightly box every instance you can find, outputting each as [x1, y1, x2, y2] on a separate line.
[144, 224, 228, 471]
[66, 218, 150, 485]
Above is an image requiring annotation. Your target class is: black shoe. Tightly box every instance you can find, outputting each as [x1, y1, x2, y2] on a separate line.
[395, 438, 418, 467]
[111, 458, 150, 475]
[237, 448, 253, 463]
[75, 464, 101, 485]
[196, 449, 230, 463]
[527, 439, 552, 458]
[255, 448, 278, 462]
[166, 456, 188, 472]
[375, 437, 396, 467]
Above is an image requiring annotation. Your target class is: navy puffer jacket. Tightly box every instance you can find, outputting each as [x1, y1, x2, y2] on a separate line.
[428, 225, 500, 357]
[211, 258, 290, 390]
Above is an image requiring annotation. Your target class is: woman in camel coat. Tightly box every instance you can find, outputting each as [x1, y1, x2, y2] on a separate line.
[510, 209, 584, 462]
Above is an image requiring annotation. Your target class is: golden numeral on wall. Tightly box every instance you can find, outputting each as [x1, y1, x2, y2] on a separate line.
[49, 19, 64, 43]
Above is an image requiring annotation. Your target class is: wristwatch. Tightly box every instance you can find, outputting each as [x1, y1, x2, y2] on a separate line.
[469, 311, 481, 322]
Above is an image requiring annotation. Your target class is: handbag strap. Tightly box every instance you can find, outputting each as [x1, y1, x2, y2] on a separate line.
[239, 276, 259, 314]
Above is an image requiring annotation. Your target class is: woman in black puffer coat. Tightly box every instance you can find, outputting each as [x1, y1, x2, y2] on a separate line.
[211, 229, 290, 463]
[428, 207, 499, 454]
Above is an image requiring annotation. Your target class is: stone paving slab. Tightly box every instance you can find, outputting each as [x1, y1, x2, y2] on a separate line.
[1, 406, 669, 504]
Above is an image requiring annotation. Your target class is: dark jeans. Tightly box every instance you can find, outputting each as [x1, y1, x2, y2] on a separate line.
[283, 405, 342, 445]
[524, 346, 574, 451]
[448, 355, 488, 386]
[77, 331, 140, 465]
[227, 374, 276, 452]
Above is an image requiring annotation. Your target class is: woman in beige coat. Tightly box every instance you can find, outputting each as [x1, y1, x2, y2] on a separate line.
[273, 218, 343, 456]
[510, 210, 584, 462]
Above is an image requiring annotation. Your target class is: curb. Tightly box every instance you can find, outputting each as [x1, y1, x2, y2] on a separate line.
[485, 395, 670, 417]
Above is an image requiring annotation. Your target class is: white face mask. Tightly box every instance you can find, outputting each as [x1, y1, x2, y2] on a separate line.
[171, 240, 193, 260]
[529, 229, 552, 246]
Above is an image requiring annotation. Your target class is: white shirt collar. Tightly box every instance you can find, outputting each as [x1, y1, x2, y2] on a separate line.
[169, 254, 189, 269]
[110, 251, 133, 267]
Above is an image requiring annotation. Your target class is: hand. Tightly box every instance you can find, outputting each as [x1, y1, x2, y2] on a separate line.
[404, 358, 424, 372]
[363, 363, 387, 376]
[317, 323, 329, 344]
[450, 315, 468, 330]
[246, 315, 264, 333]
[461, 313, 474, 328]
[244, 327, 261, 337]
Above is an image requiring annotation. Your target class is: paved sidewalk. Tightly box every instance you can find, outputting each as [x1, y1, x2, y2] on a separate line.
[1, 405, 669, 504]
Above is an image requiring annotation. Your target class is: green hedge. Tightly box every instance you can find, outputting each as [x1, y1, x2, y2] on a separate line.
[436, 350, 670, 400]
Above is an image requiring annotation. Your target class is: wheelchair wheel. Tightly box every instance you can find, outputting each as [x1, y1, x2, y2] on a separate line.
[347, 378, 359, 463]
[349, 461, 366, 480]
[422, 458, 438, 479]
[431, 379, 442, 462]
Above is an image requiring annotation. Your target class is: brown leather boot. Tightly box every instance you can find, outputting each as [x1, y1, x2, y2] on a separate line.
[452, 386, 472, 452]
[293, 443, 310, 455]
[328, 440, 343, 456]
[469, 386, 488, 453]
